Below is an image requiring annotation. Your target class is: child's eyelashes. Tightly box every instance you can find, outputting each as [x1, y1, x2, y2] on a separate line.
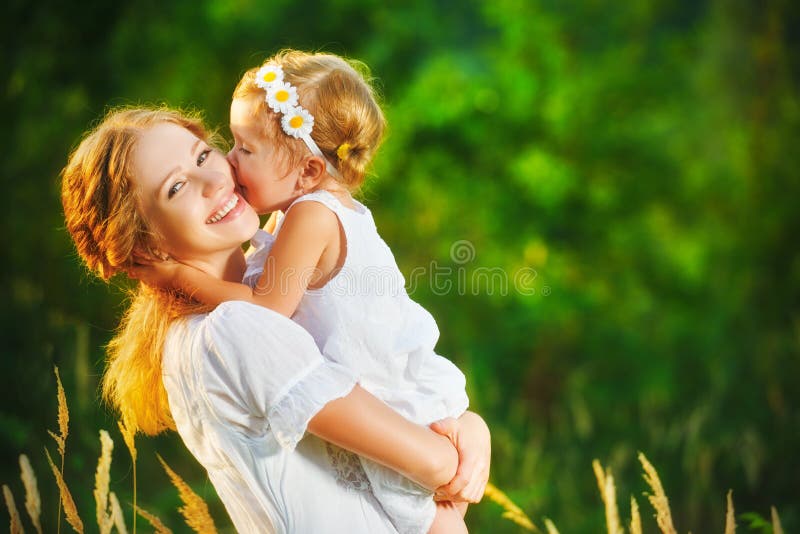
[238, 146, 251, 155]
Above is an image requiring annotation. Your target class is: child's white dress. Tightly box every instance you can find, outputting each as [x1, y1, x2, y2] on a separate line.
[244, 190, 469, 534]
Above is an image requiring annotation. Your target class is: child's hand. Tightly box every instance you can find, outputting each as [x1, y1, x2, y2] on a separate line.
[430, 412, 491, 503]
[126, 255, 185, 290]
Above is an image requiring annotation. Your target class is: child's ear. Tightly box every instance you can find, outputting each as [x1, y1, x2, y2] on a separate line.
[297, 156, 326, 192]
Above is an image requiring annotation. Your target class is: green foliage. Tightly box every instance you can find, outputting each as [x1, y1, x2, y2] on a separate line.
[1, 0, 798, 532]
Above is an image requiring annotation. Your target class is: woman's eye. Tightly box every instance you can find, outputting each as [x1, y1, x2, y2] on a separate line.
[168, 181, 185, 199]
[197, 148, 211, 166]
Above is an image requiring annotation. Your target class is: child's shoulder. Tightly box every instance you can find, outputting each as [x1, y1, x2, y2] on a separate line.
[281, 198, 340, 232]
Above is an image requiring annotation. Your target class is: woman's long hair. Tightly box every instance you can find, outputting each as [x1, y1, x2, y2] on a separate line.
[61, 107, 214, 435]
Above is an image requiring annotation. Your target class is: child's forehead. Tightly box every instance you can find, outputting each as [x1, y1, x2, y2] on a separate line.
[230, 97, 262, 133]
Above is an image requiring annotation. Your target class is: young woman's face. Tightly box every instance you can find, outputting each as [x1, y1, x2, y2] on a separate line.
[228, 97, 303, 214]
[131, 122, 259, 262]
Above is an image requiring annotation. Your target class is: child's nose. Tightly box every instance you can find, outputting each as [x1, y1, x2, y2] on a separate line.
[226, 149, 238, 168]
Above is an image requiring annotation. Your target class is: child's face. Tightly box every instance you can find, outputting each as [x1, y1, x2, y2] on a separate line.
[228, 97, 302, 214]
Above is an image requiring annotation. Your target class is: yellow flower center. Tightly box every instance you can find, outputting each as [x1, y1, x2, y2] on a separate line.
[276, 90, 289, 102]
[289, 116, 304, 129]
[262, 71, 276, 83]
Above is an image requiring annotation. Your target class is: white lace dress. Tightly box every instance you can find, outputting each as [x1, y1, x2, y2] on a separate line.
[162, 301, 400, 533]
[244, 190, 470, 534]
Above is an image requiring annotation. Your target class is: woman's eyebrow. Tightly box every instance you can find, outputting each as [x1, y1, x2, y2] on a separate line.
[157, 138, 201, 196]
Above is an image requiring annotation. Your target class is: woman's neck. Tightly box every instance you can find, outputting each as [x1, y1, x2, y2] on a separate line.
[178, 247, 247, 284]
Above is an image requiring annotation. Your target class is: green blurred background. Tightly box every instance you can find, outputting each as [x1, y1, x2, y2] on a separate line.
[2, 0, 798, 532]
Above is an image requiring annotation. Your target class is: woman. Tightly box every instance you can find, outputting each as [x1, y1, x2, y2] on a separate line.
[61, 107, 490, 533]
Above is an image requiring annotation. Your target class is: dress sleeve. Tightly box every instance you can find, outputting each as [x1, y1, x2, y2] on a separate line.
[203, 301, 357, 449]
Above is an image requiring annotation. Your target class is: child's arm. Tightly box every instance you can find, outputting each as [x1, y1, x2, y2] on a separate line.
[173, 201, 339, 316]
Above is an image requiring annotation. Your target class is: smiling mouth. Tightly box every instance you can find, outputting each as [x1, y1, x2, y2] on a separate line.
[206, 194, 239, 224]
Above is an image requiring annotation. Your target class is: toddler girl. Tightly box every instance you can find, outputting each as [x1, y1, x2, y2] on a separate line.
[160, 50, 475, 534]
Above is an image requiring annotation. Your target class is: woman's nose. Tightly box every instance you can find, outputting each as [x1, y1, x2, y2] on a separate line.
[198, 168, 227, 198]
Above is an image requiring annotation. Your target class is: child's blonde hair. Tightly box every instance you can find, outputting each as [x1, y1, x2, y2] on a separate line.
[234, 50, 386, 191]
[61, 106, 215, 436]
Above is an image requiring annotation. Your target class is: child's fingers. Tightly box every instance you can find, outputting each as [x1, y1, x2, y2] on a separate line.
[429, 417, 458, 438]
[441, 456, 475, 498]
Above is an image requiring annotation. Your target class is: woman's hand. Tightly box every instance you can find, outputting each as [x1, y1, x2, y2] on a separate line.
[430, 411, 491, 503]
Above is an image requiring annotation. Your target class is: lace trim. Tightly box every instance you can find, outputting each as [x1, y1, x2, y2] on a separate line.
[325, 443, 371, 492]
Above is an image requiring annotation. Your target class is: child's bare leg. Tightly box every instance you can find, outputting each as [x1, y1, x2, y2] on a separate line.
[428, 501, 468, 534]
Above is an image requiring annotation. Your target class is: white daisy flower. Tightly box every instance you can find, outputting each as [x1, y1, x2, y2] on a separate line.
[255, 64, 283, 89]
[266, 82, 299, 114]
[281, 106, 315, 138]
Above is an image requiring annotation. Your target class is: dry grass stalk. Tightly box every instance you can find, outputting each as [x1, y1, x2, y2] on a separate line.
[135, 505, 173, 534]
[638, 452, 677, 534]
[724, 490, 735, 534]
[3, 484, 24, 534]
[483, 482, 537, 532]
[19, 454, 42, 534]
[630, 496, 642, 534]
[44, 448, 84, 534]
[48, 366, 70, 458]
[592, 460, 622, 534]
[544, 518, 560, 534]
[117, 420, 137, 534]
[49, 365, 70, 534]
[771, 506, 783, 534]
[94, 430, 115, 534]
[157, 455, 218, 533]
[109, 492, 127, 534]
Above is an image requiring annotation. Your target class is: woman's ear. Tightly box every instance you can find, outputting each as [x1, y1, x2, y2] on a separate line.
[297, 156, 326, 192]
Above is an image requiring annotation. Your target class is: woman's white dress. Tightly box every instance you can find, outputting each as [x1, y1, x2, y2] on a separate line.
[162, 300, 401, 533]
[244, 190, 470, 534]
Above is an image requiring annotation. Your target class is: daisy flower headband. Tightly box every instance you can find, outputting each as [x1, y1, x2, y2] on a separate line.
[254, 64, 342, 179]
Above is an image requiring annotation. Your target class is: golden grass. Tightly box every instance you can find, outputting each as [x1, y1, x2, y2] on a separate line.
[19, 454, 42, 534]
[629, 496, 642, 534]
[483, 481, 537, 531]
[94, 430, 114, 534]
[3, 484, 24, 534]
[49, 366, 70, 534]
[638, 452, 678, 534]
[44, 448, 83, 534]
[135, 504, 173, 534]
[109, 492, 127, 534]
[724, 490, 736, 534]
[10, 365, 791, 534]
[772, 506, 784, 534]
[117, 419, 137, 534]
[135, 506, 172, 534]
[543, 517, 560, 534]
[157, 454, 218, 533]
[593, 459, 623, 534]
[48, 366, 70, 458]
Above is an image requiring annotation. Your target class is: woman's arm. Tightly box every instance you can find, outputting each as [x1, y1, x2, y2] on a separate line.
[307, 385, 459, 491]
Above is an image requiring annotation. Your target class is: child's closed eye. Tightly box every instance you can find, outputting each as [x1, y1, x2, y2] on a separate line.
[238, 146, 252, 155]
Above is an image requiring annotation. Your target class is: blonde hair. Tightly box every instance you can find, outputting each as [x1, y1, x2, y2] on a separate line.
[61, 107, 214, 436]
[234, 50, 386, 191]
